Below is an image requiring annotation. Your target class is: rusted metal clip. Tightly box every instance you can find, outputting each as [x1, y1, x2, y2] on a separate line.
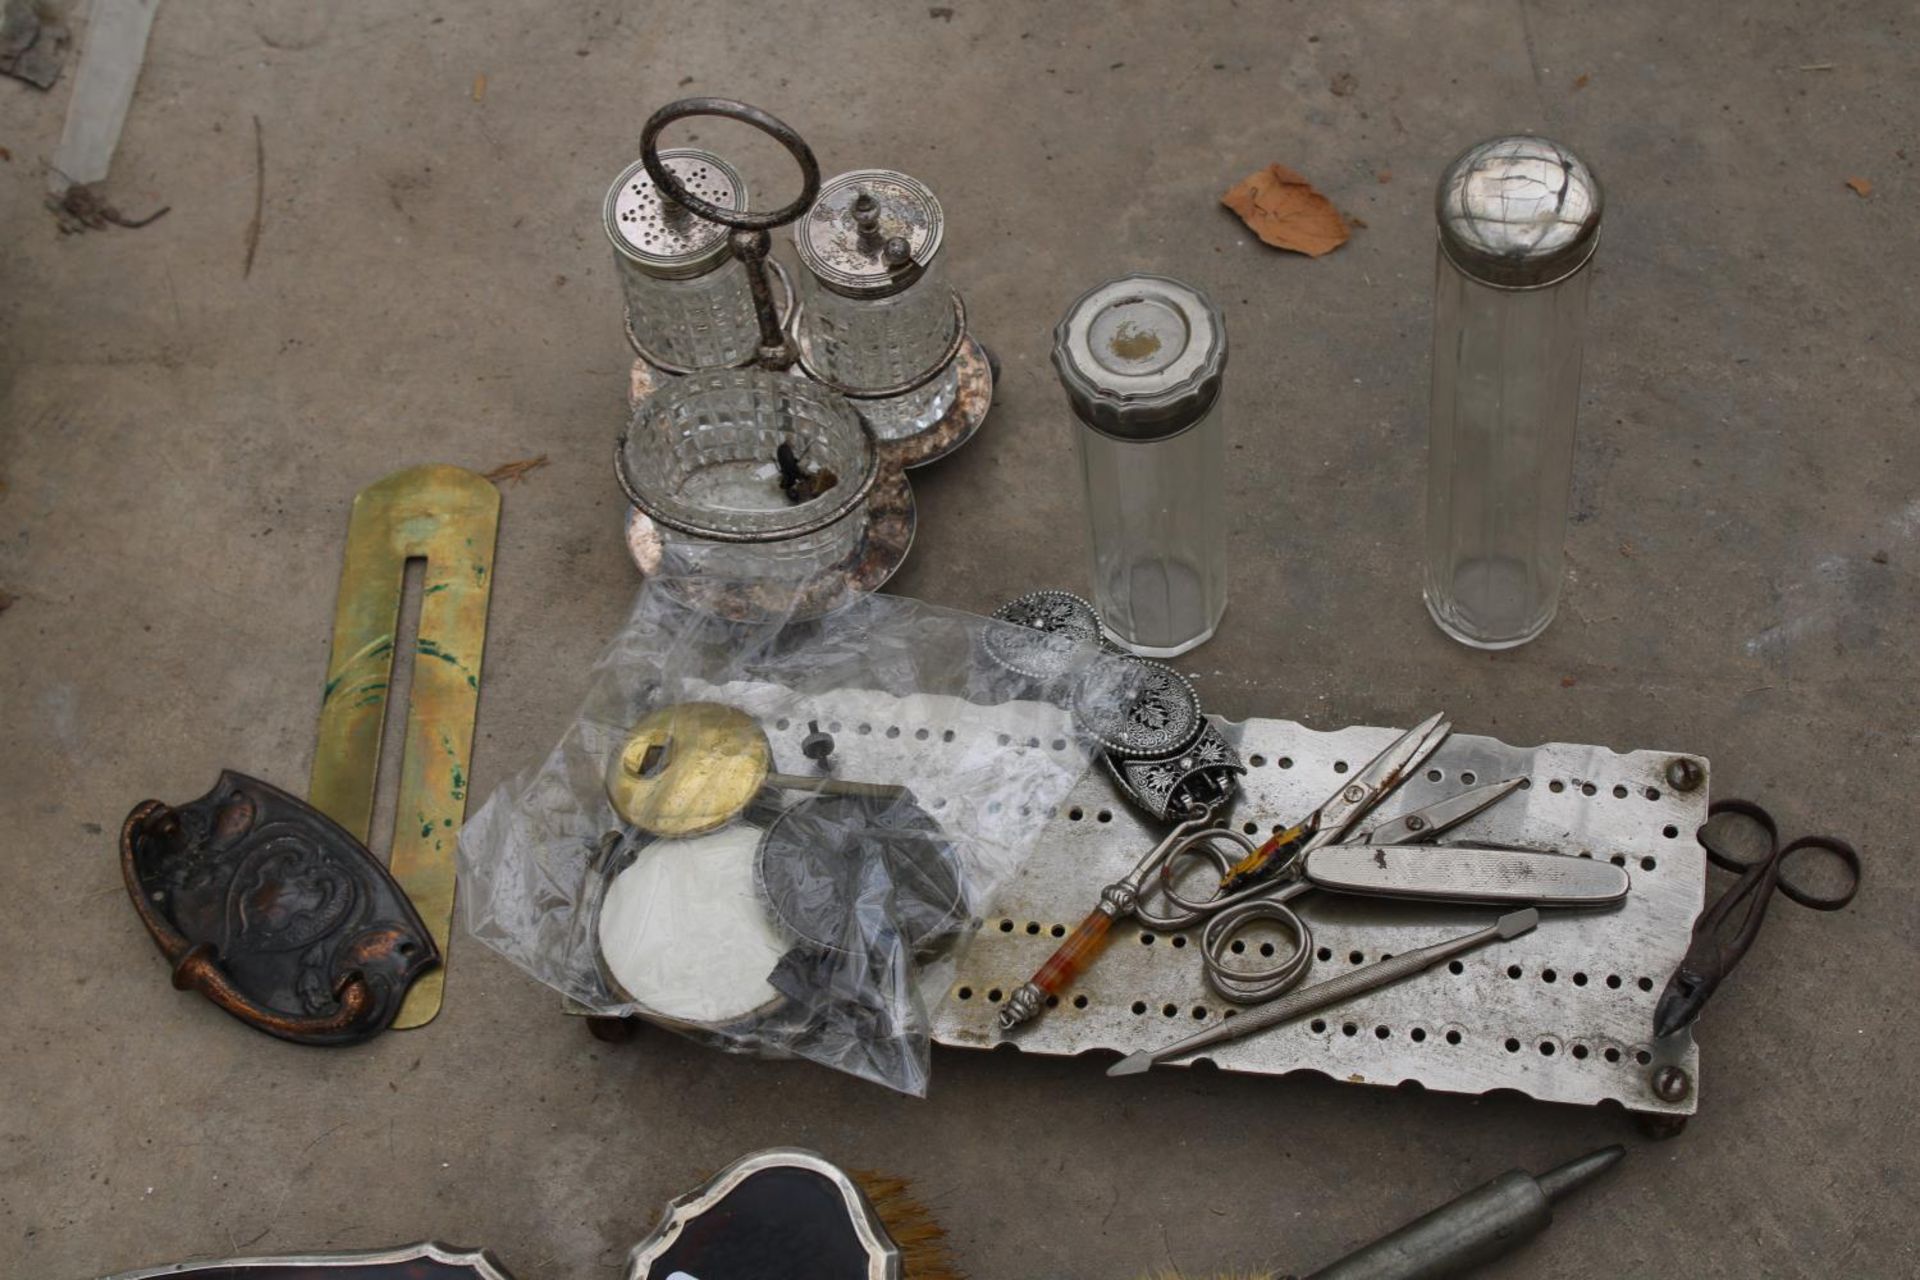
[120, 771, 439, 1047]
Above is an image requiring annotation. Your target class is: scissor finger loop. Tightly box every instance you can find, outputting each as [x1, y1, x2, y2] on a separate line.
[1155, 829, 1274, 914]
[1698, 797, 1780, 873]
[1775, 834, 1861, 910]
[1200, 897, 1313, 1003]
[1134, 828, 1249, 930]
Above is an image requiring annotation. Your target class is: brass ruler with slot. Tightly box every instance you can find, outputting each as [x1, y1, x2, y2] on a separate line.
[310, 465, 500, 1029]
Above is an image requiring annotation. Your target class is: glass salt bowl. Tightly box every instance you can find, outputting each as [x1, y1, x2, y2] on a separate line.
[616, 369, 879, 589]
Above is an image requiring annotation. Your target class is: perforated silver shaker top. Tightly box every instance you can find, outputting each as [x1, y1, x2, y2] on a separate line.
[603, 148, 745, 279]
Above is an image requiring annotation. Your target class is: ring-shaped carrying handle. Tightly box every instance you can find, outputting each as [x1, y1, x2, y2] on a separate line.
[172, 943, 379, 1039]
[639, 97, 821, 231]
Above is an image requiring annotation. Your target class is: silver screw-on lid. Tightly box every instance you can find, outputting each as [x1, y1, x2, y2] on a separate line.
[1436, 135, 1603, 289]
[1051, 274, 1228, 441]
[794, 169, 944, 299]
[604, 148, 745, 280]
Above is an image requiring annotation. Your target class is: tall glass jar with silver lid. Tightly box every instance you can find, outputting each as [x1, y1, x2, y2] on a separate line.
[605, 148, 787, 372]
[1424, 135, 1603, 649]
[791, 169, 966, 442]
[1053, 274, 1229, 658]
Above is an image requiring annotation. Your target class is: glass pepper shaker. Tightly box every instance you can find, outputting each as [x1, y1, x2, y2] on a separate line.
[604, 148, 792, 372]
[1052, 274, 1229, 658]
[791, 169, 967, 444]
[1424, 135, 1604, 649]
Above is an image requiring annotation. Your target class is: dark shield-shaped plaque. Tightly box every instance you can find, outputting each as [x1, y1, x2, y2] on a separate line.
[121, 771, 439, 1046]
[625, 1148, 901, 1280]
[101, 1241, 514, 1280]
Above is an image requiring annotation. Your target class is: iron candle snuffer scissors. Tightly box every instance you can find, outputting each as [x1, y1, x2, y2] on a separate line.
[1652, 797, 1861, 1039]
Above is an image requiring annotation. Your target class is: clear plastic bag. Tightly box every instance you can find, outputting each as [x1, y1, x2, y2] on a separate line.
[458, 585, 1114, 1095]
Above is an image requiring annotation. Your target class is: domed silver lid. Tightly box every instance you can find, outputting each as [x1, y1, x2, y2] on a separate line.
[794, 169, 944, 299]
[604, 148, 745, 280]
[1436, 136, 1603, 289]
[1051, 274, 1228, 441]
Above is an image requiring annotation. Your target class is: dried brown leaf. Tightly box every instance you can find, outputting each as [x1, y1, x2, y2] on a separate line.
[1573, 73, 1590, 90]
[1376, 168, 1393, 184]
[483, 454, 550, 486]
[1221, 164, 1350, 258]
[472, 72, 486, 102]
[1846, 176, 1873, 197]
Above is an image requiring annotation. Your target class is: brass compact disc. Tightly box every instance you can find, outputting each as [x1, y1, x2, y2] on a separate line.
[607, 702, 772, 836]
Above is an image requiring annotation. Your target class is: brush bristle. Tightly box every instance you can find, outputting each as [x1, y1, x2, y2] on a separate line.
[855, 1170, 965, 1280]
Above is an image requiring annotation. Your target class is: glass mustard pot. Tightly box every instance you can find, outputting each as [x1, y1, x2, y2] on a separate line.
[791, 169, 970, 447]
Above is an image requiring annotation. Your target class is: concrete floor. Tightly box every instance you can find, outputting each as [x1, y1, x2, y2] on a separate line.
[3, 1, 1915, 1276]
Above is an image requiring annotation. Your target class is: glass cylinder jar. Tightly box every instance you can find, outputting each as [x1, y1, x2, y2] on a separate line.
[1052, 275, 1229, 658]
[616, 369, 878, 586]
[1424, 136, 1603, 649]
[793, 170, 965, 442]
[605, 149, 776, 372]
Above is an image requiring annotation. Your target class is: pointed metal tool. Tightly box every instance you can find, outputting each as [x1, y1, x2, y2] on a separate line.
[310, 465, 500, 1029]
[1108, 908, 1539, 1077]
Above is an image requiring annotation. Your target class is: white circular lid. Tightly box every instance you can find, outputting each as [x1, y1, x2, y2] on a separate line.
[597, 825, 787, 1026]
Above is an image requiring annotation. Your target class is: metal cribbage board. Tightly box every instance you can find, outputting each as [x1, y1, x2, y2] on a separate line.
[932, 717, 1706, 1121]
[569, 687, 1705, 1120]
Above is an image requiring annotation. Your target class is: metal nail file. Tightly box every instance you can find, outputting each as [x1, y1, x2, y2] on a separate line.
[1107, 909, 1539, 1076]
[1305, 844, 1631, 905]
[310, 465, 500, 1030]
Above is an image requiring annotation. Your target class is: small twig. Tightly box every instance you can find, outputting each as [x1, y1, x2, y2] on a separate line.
[482, 454, 550, 486]
[243, 114, 264, 277]
[44, 183, 169, 234]
[107, 204, 169, 228]
[301, 1120, 349, 1152]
